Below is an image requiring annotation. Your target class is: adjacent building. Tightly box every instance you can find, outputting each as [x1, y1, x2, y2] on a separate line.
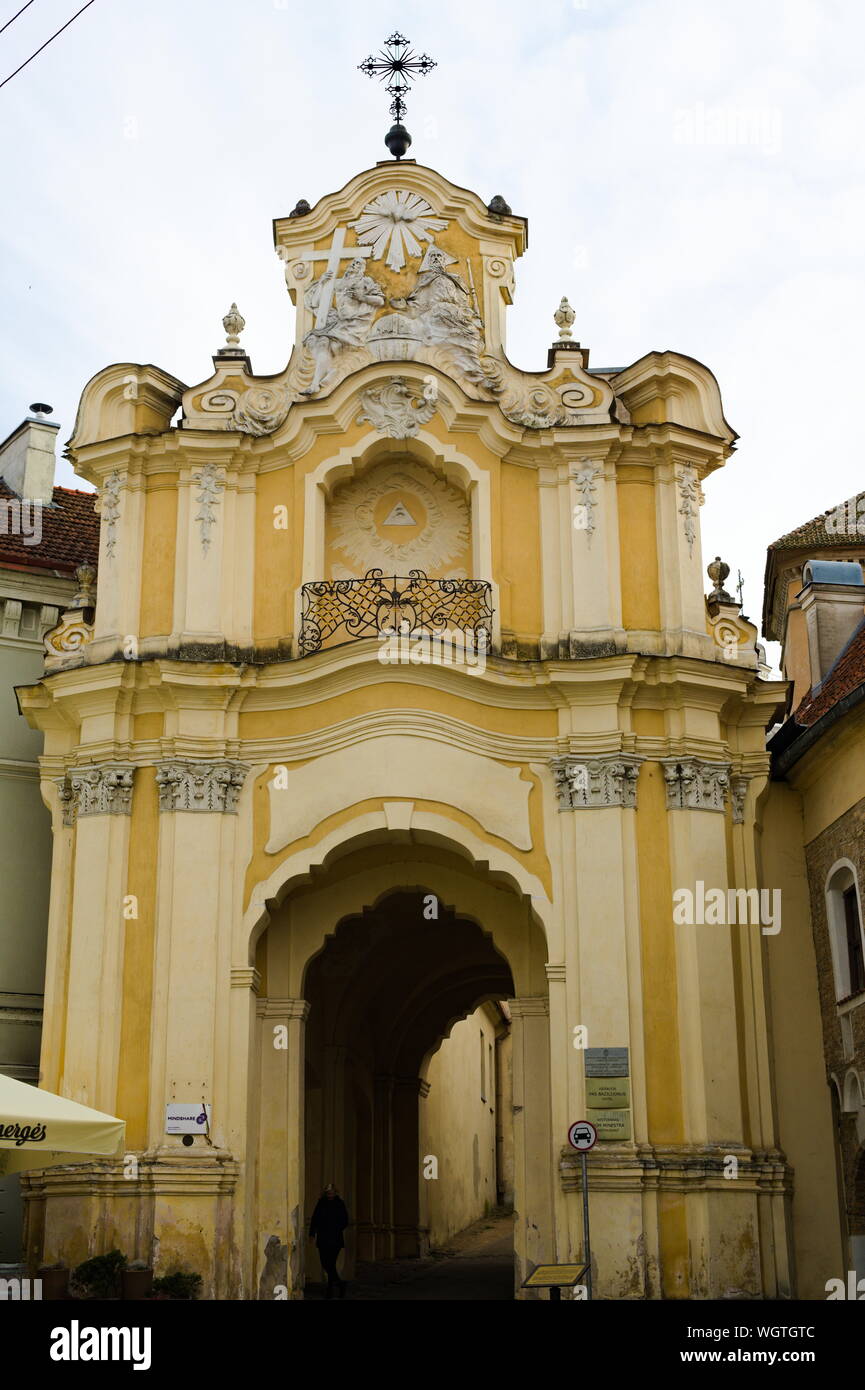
[765, 499, 865, 1285]
[0, 409, 99, 1259]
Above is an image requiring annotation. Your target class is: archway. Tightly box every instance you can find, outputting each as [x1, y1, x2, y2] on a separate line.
[303, 889, 513, 1280]
[246, 832, 553, 1299]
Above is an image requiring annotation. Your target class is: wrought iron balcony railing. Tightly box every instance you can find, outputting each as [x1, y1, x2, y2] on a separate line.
[299, 570, 494, 657]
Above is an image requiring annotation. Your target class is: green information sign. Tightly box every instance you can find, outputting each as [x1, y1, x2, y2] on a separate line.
[587, 1107, 631, 1140]
[586, 1076, 630, 1109]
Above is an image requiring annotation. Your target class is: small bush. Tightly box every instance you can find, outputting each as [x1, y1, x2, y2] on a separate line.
[151, 1270, 202, 1300]
[71, 1250, 126, 1299]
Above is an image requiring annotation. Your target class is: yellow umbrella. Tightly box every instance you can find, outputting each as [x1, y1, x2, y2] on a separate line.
[0, 1072, 125, 1174]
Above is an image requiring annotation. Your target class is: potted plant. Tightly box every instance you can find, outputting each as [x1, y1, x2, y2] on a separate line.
[70, 1249, 126, 1299]
[121, 1259, 153, 1300]
[37, 1262, 69, 1300]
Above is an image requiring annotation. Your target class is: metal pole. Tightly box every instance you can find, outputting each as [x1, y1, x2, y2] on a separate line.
[581, 1150, 592, 1300]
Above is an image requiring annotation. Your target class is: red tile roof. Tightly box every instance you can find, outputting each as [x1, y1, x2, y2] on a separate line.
[794, 618, 865, 727]
[769, 494, 865, 551]
[0, 481, 99, 577]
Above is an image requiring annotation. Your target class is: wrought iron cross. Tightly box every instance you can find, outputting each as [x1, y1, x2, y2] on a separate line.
[359, 32, 436, 127]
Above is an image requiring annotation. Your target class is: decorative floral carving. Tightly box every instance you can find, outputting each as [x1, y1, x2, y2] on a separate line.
[349, 190, 448, 273]
[100, 472, 122, 560]
[192, 464, 225, 554]
[155, 760, 248, 813]
[551, 755, 642, 810]
[571, 463, 601, 544]
[356, 376, 438, 438]
[730, 774, 749, 824]
[676, 466, 701, 557]
[662, 758, 730, 812]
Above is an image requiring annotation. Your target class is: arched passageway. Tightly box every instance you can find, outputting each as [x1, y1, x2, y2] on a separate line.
[248, 834, 553, 1299]
[304, 889, 514, 1279]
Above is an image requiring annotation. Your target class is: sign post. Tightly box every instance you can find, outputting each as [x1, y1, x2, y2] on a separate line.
[567, 1119, 596, 1301]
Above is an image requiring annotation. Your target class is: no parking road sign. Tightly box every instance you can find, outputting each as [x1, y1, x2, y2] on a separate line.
[568, 1119, 597, 1151]
[567, 1120, 596, 1299]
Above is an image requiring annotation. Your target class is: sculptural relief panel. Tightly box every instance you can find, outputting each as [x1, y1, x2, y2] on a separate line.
[325, 458, 471, 580]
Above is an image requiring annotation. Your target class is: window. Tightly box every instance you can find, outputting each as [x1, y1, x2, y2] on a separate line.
[826, 861, 865, 1001]
[844, 886, 865, 997]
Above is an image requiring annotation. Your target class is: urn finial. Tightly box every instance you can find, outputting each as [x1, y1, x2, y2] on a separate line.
[554, 296, 576, 342]
[222, 302, 245, 350]
[707, 555, 733, 601]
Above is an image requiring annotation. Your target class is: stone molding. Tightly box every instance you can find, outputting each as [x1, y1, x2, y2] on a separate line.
[155, 760, 248, 813]
[509, 996, 550, 1019]
[59, 763, 135, 822]
[661, 757, 730, 813]
[255, 997, 310, 1022]
[551, 753, 642, 810]
[559, 1144, 791, 1195]
[230, 968, 262, 993]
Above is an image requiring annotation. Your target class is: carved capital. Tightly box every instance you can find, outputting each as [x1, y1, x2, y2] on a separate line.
[64, 764, 135, 819]
[551, 754, 642, 810]
[155, 760, 248, 813]
[661, 757, 730, 813]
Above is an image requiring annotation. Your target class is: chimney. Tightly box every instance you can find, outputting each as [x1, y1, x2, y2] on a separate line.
[0, 403, 59, 505]
[799, 559, 865, 688]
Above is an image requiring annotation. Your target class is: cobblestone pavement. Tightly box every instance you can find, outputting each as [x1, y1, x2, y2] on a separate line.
[305, 1209, 514, 1300]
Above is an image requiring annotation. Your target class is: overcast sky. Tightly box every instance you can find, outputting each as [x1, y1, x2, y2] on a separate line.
[1, 0, 863, 648]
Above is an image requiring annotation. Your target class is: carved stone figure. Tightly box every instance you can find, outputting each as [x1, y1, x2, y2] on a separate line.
[395, 248, 491, 386]
[301, 259, 385, 394]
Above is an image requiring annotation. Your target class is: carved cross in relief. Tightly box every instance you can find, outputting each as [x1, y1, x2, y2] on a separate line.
[296, 227, 375, 329]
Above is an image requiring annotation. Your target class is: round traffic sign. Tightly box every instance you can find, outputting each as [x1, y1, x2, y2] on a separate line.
[568, 1119, 597, 1151]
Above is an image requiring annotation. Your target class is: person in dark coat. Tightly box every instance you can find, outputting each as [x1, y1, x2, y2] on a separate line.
[309, 1183, 349, 1298]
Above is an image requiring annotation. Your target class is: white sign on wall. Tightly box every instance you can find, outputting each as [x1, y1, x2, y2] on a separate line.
[165, 1104, 210, 1135]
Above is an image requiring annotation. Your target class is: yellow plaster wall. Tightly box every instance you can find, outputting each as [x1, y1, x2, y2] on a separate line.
[115, 766, 158, 1147]
[138, 477, 178, 639]
[423, 1005, 501, 1245]
[238, 684, 557, 742]
[634, 759, 683, 1144]
[617, 468, 661, 631]
[242, 761, 551, 911]
[499, 462, 542, 639]
[254, 466, 295, 644]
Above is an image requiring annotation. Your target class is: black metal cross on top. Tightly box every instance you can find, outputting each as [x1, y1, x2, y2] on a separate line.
[359, 32, 436, 126]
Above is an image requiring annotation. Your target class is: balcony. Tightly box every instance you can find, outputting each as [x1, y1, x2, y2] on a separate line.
[299, 570, 494, 657]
